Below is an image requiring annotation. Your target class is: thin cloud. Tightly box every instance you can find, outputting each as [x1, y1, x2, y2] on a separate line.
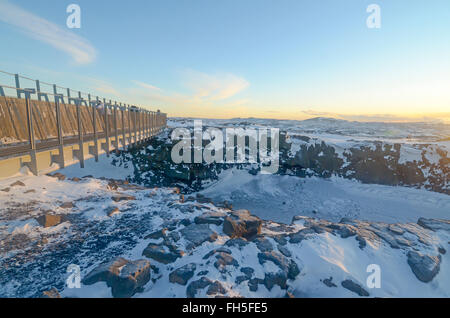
[133, 81, 162, 92]
[182, 70, 249, 102]
[0, 1, 97, 64]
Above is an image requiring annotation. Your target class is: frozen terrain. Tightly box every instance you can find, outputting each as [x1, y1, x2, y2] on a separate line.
[0, 172, 448, 298]
[0, 117, 448, 298]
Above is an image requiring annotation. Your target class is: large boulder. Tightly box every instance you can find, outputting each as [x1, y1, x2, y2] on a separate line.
[36, 214, 67, 228]
[169, 263, 197, 285]
[223, 210, 262, 240]
[417, 218, 450, 232]
[341, 279, 369, 297]
[142, 243, 184, 264]
[83, 257, 151, 298]
[180, 224, 218, 248]
[257, 251, 300, 280]
[407, 251, 442, 283]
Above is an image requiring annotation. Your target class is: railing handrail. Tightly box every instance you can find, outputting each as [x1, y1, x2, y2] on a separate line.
[0, 70, 166, 115]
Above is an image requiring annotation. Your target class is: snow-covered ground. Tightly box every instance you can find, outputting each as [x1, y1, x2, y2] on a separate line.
[0, 117, 448, 298]
[0, 172, 448, 298]
[200, 169, 450, 224]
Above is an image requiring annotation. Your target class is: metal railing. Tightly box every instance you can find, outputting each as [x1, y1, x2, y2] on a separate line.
[0, 71, 167, 175]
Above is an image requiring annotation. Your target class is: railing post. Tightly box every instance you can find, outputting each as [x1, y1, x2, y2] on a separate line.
[104, 98, 110, 156]
[15, 74, 21, 98]
[36, 80, 41, 101]
[133, 108, 137, 146]
[121, 104, 126, 150]
[55, 98, 65, 168]
[25, 96, 38, 175]
[127, 105, 132, 149]
[67, 88, 71, 104]
[76, 99, 85, 168]
[114, 102, 119, 154]
[93, 97, 99, 162]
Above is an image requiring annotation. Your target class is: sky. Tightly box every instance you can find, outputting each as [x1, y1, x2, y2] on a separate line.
[0, 0, 449, 122]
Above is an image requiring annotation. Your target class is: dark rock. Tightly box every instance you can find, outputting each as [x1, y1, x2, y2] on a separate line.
[169, 263, 197, 285]
[24, 189, 36, 194]
[0, 187, 10, 192]
[278, 245, 292, 257]
[272, 234, 288, 246]
[180, 224, 218, 248]
[180, 219, 192, 226]
[10, 180, 26, 187]
[207, 281, 226, 295]
[70, 177, 81, 182]
[105, 206, 120, 217]
[438, 247, 446, 255]
[255, 237, 273, 252]
[417, 218, 450, 232]
[214, 252, 239, 270]
[223, 210, 262, 240]
[203, 247, 232, 260]
[112, 194, 136, 202]
[194, 211, 226, 226]
[186, 277, 213, 298]
[142, 243, 183, 264]
[289, 228, 315, 244]
[235, 275, 249, 285]
[323, 277, 337, 288]
[248, 278, 263, 292]
[225, 238, 249, 249]
[36, 214, 66, 228]
[197, 270, 209, 276]
[341, 279, 369, 297]
[407, 251, 441, 283]
[60, 202, 75, 209]
[83, 257, 151, 298]
[144, 228, 167, 240]
[258, 251, 300, 280]
[264, 272, 287, 290]
[240, 267, 254, 278]
[48, 173, 66, 181]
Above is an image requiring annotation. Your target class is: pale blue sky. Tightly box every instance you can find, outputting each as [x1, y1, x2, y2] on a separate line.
[0, 0, 449, 121]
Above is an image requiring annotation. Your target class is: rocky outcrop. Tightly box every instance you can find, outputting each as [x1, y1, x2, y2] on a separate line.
[223, 210, 262, 240]
[83, 257, 151, 298]
[111, 128, 449, 194]
[407, 251, 442, 283]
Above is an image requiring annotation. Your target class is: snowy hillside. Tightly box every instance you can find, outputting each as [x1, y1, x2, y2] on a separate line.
[0, 169, 448, 298]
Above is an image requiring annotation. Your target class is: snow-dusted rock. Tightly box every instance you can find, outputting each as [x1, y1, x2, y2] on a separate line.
[142, 243, 184, 264]
[341, 279, 369, 297]
[83, 257, 151, 298]
[407, 251, 442, 283]
[223, 210, 262, 240]
[180, 224, 218, 249]
[169, 263, 196, 285]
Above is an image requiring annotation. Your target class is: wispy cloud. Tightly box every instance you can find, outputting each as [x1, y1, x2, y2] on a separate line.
[130, 70, 250, 108]
[0, 1, 97, 64]
[182, 70, 249, 102]
[132, 81, 162, 92]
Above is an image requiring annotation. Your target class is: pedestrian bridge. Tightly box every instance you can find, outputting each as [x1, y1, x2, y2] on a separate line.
[0, 71, 167, 179]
